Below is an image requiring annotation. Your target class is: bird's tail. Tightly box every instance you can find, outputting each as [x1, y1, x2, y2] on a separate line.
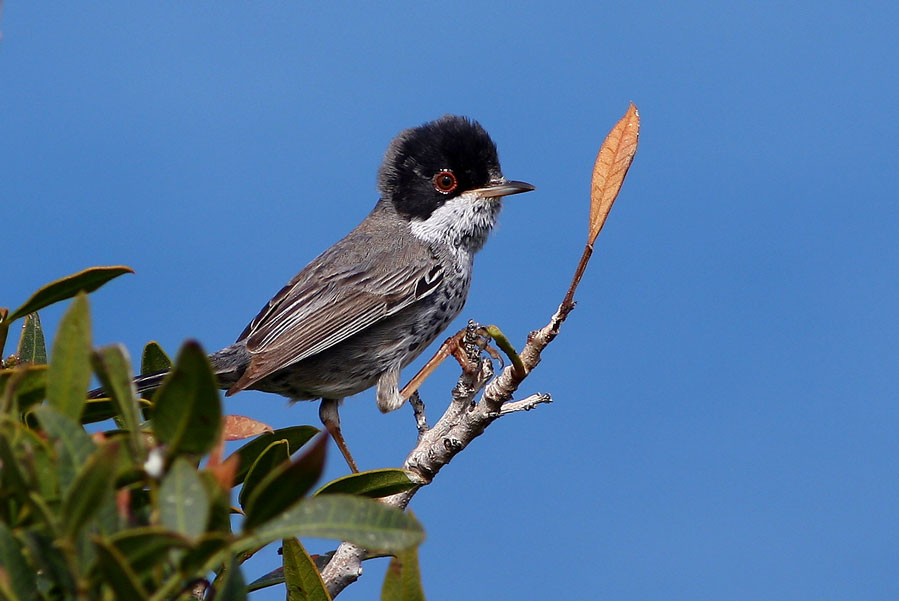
[87, 343, 248, 399]
[87, 369, 169, 399]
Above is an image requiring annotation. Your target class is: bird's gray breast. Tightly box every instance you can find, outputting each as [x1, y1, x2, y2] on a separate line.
[398, 255, 471, 365]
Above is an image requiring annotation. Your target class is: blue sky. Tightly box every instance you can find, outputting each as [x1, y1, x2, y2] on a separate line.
[2, 2, 897, 600]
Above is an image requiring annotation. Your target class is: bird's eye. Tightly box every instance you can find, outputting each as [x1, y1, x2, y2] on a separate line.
[432, 170, 458, 194]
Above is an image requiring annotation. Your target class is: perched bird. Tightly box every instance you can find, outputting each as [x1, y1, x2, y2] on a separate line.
[120, 115, 533, 470]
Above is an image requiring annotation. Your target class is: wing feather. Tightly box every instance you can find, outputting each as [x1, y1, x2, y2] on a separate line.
[227, 226, 443, 395]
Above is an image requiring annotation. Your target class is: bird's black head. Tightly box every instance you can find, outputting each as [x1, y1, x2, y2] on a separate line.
[377, 115, 503, 220]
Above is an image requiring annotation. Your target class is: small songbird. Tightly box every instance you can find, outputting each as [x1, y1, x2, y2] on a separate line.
[126, 115, 533, 470]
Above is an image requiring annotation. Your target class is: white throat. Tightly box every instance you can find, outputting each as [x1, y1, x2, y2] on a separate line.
[409, 191, 502, 264]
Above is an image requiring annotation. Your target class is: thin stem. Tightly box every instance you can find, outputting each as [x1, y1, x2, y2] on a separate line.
[561, 243, 594, 313]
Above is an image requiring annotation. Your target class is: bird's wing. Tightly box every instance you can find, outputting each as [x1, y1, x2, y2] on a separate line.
[227, 234, 444, 395]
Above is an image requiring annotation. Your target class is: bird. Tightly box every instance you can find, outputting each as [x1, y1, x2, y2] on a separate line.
[105, 115, 534, 471]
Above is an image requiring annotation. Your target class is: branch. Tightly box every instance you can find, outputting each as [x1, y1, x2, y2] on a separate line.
[499, 393, 553, 415]
[319, 307, 564, 596]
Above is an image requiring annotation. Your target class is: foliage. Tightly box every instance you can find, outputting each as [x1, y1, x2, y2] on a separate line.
[0, 268, 425, 600]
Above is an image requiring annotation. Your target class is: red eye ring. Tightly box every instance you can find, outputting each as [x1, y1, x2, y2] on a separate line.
[433, 170, 458, 194]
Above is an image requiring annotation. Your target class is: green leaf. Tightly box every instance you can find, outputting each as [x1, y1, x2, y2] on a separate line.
[137, 341, 171, 405]
[140, 341, 171, 374]
[94, 537, 150, 601]
[159, 457, 210, 540]
[197, 470, 233, 534]
[215, 557, 248, 601]
[11, 425, 57, 500]
[80, 397, 150, 424]
[26, 492, 60, 535]
[178, 531, 231, 576]
[0, 579, 18, 601]
[247, 567, 286, 593]
[0, 365, 47, 412]
[46, 292, 91, 421]
[238, 495, 425, 553]
[237, 439, 290, 508]
[152, 341, 222, 456]
[0, 434, 30, 505]
[17, 313, 47, 365]
[242, 434, 327, 529]
[93, 490, 121, 537]
[61, 440, 121, 539]
[0, 308, 9, 363]
[6, 266, 133, 322]
[283, 537, 331, 601]
[22, 532, 76, 595]
[229, 425, 320, 485]
[381, 544, 426, 601]
[315, 469, 422, 499]
[108, 527, 191, 575]
[0, 521, 36, 601]
[33, 406, 95, 492]
[91, 345, 142, 458]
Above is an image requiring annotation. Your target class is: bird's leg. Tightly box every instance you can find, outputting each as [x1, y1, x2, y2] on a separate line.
[318, 398, 359, 473]
[399, 329, 467, 400]
[400, 322, 496, 400]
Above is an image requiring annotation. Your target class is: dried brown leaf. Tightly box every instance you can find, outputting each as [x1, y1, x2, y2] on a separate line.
[207, 434, 225, 467]
[589, 102, 640, 243]
[116, 488, 131, 521]
[222, 414, 274, 441]
[208, 453, 241, 491]
[561, 104, 641, 311]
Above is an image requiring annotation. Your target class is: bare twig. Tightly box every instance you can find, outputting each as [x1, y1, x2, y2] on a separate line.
[499, 393, 553, 415]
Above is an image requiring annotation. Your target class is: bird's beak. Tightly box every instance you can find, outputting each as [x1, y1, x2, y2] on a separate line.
[470, 178, 535, 198]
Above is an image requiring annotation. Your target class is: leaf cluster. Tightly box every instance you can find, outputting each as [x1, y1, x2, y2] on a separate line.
[1, 268, 425, 600]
